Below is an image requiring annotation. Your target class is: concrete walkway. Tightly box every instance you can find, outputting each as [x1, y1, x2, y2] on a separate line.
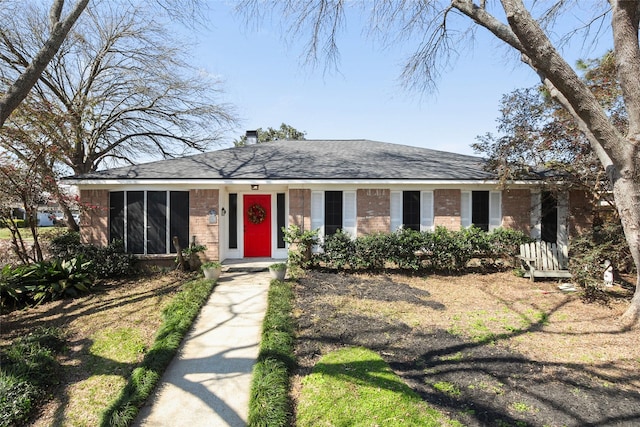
[134, 263, 274, 427]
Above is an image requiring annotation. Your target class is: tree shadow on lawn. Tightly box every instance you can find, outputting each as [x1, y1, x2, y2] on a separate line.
[0, 274, 185, 426]
[294, 272, 640, 427]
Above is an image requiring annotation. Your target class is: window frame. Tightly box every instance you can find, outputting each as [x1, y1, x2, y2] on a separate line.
[461, 190, 501, 231]
[109, 190, 189, 255]
[390, 190, 434, 232]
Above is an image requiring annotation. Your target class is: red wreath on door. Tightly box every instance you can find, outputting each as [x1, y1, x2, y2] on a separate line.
[247, 203, 266, 224]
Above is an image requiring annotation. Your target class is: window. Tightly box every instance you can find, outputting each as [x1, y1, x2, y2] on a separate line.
[109, 191, 189, 254]
[461, 191, 501, 231]
[402, 191, 421, 231]
[324, 191, 343, 236]
[310, 190, 357, 241]
[277, 193, 286, 248]
[228, 193, 238, 249]
[390, 191, 434, 231]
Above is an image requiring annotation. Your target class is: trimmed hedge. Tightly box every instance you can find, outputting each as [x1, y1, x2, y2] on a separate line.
[319, 226, 531, 272]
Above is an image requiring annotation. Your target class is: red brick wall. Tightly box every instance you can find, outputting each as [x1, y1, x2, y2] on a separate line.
[79, 189, 109, 246]
[434, 189, 461, 230]
[189, 189, 219, 261]
[357, 189, 390, 235]
[569, 190, 593, 237]
[289, 189, 311, 231]
[502, 189, 531, 233]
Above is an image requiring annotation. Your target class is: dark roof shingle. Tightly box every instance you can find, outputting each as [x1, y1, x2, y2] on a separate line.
[69, 139, 495, 181]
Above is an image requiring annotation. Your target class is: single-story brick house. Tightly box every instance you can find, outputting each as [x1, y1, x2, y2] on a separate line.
[66, 138, 593, 263]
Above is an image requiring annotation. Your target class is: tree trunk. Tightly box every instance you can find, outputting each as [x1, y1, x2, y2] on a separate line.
[612, 174, 640, 325]
[0, 0, 89, 127]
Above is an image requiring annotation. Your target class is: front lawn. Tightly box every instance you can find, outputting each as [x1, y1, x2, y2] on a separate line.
[0, 272, 209, 426]
[292, 270, 640, 426]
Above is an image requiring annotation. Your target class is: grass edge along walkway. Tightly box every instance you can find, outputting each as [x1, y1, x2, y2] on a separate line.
[99, 277, 215, 427]
[247, 278, 296, 427]
[246, 278, 462, 427]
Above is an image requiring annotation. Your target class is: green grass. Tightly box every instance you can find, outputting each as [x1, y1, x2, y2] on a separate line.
[297, 346, 460, 427]
[99, 277, 215, 427]
[0, 227, 13, 240]
[248, 279, 295, 427]
[512, 401, 533, 412]
[432, 381, 462, 398]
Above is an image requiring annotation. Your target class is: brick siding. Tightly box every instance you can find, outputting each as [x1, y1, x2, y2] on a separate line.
[79, 189, 109, 246]
[502, 189, 531, 233]
[356, 189, 390, 235]
[189, 189, 219, 261]
[569, 190, 593, 237]
[434, 189, 461, 230]
[288, 189, 311, 231]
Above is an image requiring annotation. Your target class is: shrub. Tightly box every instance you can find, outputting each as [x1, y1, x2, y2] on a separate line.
[1, 257, 94, 306]
[354, 233, 393, 270]
[321, 229, 356, 269]
[569, 222, 634, 296]
[48, 231, 81, 260]
[282, 225, 319, 271]
[386, 227, 426, 270]
[488, 227, 534, 260]
[421, 227, 464, 271]
[50, 232, 137, 278]
[316, 226, 530, 273]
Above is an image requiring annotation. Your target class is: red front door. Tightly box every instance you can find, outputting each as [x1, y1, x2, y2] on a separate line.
[244, 194, 271, 257]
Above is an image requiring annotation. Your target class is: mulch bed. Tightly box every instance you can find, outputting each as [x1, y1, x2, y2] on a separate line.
[292, 270, 640, 427]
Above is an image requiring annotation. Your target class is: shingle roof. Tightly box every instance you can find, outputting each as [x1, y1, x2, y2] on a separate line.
[68, 139, 496, 181]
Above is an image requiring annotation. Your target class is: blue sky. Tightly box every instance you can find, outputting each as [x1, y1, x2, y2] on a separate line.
[183, 2, 612, 156]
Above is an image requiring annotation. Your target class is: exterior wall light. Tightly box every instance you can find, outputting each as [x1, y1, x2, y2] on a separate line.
[251, 184, 259, 190]
[221, 207, 227, 216]
[208, 209, 218, 224]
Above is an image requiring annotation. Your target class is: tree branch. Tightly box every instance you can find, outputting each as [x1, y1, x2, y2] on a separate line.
[0, 0, 89, 127]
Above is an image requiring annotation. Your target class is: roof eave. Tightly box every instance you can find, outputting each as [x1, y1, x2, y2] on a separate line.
[63, 178, 543, 187]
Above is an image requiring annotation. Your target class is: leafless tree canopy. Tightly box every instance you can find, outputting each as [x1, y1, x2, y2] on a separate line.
[0, 1, 236, 174]
[239, 0, 640, 324]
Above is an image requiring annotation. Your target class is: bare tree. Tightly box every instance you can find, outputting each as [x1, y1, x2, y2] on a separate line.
[0, 0, 89, 127]
[0, 150, 52, 263]
[0, 0, 209, 128]
[240, 0, 640, 325]
[1, 2, 236, 230]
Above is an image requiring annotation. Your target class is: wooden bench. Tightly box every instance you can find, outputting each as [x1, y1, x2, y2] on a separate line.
[519, 241, 572, 282]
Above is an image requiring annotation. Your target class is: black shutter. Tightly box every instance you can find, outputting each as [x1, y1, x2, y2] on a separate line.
[277, 193, 286, 248]
[229, 193, 238, 249]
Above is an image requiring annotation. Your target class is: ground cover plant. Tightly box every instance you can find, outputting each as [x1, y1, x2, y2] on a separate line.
[0, 327, 65, 427]
[248, 279, 296, 427]
[292, 270, 640, 426]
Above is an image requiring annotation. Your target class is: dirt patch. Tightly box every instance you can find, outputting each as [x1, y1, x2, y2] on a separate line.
[0, 272, 191, 426]
[292, 270, 640, 426]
